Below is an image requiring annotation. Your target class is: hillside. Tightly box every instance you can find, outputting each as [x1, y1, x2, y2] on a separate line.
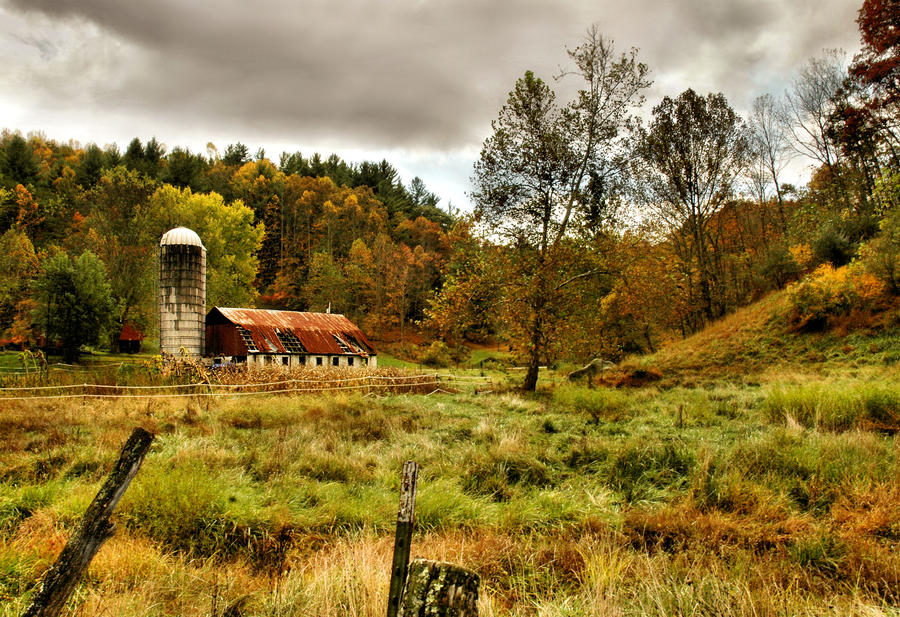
[628, 289, 900, 386]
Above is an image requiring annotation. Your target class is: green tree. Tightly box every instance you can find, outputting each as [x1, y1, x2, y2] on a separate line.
[164, 147, 207, 189]
[33, 250, 115, 362]
[143, 137, 166, 179]
[123, 137, 145, 171]
[223, 143, 250, 166]
[473, 28, 649, 390]
[1, 134, 39, 185]
[76, 144, 105, 189]
[82, 167, 159, 338]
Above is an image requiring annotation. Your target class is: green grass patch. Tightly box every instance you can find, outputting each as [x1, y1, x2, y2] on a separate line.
[765, 382, 900, 430]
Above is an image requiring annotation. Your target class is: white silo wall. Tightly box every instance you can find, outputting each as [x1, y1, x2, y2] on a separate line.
[159, 242, 206, 356]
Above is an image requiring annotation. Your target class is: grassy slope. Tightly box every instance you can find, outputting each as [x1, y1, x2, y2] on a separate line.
[633, 290, 900, 385]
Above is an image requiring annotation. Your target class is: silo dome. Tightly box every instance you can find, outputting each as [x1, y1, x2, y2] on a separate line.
[160, 226, 205, 248]
[159, 227, 207, 357]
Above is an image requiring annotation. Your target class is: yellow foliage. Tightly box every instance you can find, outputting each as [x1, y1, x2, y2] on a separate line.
[786, 264, 886, 328]
[789, 244, 814, 269]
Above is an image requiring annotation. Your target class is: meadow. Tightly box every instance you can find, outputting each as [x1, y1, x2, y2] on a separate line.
[3, 338, 900, 617]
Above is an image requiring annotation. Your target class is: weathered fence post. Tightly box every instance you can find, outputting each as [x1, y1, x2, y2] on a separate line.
[387, 460, 419, 617]
[399, 559, 480, 617]
[22, 427, 155, 617]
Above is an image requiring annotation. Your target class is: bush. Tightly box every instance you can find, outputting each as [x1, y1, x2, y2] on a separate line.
[859, 201, 900, 293]
[757, 243, 801, 288]
[786, 264, 885, 330]
[813, 226, 854, 267]
[420, 341, 451, 367]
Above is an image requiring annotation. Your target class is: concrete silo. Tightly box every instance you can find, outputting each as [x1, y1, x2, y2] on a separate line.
[159, 227, 206, 356]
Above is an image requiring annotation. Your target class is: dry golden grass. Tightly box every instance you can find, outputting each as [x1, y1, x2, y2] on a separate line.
[5, 363, 900, 615]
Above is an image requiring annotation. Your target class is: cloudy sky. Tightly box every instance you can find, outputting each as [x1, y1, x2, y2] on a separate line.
[0, 0, 862, 210]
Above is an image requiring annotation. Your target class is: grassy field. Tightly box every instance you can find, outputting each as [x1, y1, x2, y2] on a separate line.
[3, 360, 900, 615]
[4, 293, 900, 616]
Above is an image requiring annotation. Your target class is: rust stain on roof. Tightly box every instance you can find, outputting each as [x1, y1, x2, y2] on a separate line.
[208, 307, 376, 356]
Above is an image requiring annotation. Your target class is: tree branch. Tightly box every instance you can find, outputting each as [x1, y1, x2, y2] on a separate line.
[555, 267, 609, 291]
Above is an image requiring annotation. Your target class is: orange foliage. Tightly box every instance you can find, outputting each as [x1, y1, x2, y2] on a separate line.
[14, 184, 43, 235]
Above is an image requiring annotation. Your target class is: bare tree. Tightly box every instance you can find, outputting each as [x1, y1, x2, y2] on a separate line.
[747, 93, 792, 232]
[782, 50, 847, 171]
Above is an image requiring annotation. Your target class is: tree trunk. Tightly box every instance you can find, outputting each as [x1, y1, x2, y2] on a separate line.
[400, 559, 479, 617]
[522, 314, 543, 392]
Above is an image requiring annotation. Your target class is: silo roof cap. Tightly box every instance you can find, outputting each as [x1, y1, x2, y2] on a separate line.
[160, 227, 205, 249]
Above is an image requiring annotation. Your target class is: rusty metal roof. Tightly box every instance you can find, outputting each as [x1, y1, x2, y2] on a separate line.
[208, 307, 376, 356]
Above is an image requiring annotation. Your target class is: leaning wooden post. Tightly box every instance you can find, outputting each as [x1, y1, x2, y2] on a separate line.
[387, 460, 419, 617]
[400, 559, 479, 616]
[23, 427, 155, 617]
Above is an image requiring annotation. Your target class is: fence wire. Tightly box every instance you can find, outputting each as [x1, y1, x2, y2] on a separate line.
[0, 373, 492, 401]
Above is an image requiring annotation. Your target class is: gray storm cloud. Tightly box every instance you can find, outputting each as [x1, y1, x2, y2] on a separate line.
[2, 0, 862, 152]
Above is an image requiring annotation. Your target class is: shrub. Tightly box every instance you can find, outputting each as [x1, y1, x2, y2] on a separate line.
[757, 243, 801, 288]
[813, 226, 854, 266]
[420, 341, 451, 367]
[786, 264, 885, 330]
[789, 243, 815, 270]
[859, 199, 900, 294]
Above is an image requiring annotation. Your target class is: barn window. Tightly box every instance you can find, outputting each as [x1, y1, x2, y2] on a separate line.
[276, 328, 306, 353]
[282, 356, 289, 366]
[347, 357, 354, 367]
[316, 357, 323, 366]
[332, 335, 352, 353]
[299, 356, 306, 365]
[332, 357, 339, 366]
[343, 334, 368, 353]
[236, 326, 258, 352]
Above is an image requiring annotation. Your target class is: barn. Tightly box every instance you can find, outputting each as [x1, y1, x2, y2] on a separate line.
[205, 307, 377, 369]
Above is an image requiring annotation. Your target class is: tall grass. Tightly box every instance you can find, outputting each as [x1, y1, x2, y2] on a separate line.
[4, 368, 900, 615]
[765, 382, 900, 430]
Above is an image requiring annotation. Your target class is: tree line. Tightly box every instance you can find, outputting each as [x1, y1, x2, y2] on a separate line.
[0, 137, 454, 360]
[1, 0, 898, 379]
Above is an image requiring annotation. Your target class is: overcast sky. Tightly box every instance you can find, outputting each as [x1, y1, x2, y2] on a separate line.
[0, 0, 863, 210]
